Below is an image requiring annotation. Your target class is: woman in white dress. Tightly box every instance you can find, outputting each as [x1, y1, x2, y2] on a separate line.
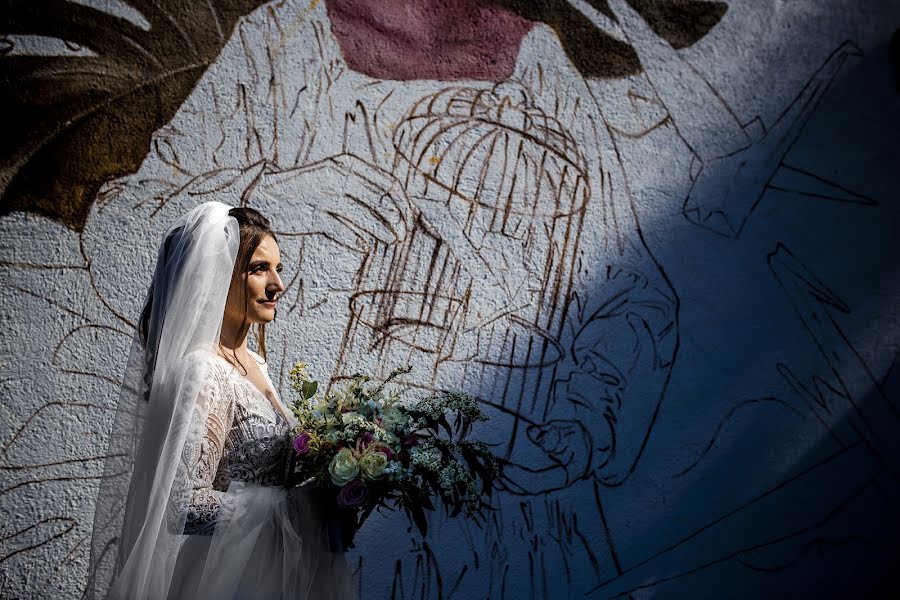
[85, 201, 356, 599]
[80, 2, 677, 596]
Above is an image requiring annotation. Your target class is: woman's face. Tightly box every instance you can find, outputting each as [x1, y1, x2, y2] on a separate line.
[225, 234, 285, 326]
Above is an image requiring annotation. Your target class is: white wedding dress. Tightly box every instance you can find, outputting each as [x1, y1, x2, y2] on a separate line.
[166, 349, 356, 600]
[177, 349, 294, 537]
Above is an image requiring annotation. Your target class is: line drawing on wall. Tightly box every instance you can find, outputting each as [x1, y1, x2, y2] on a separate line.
[1, 0, 897, 597]
[587, 242, 899, 597]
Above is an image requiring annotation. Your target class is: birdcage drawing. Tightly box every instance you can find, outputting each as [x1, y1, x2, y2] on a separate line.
[333, 83, 589, 395]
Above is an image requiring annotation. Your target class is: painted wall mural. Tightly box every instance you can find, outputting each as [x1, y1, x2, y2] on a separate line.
[2, 0, 899, 598]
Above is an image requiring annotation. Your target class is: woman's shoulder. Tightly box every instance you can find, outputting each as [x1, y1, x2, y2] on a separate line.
[186, 347, 268, 378]
[182, 347, 269, 387]
[184, 348, 232, 380]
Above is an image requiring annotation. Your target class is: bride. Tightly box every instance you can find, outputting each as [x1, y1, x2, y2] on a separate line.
[85, 201, 356, 599]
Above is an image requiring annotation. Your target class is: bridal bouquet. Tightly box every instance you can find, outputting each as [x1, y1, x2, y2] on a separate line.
[286, 362, 501, 550]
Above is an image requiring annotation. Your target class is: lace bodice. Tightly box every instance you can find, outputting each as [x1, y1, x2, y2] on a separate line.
[179, 350, 295, 535]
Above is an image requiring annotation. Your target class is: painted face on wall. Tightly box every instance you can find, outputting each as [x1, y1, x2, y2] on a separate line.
[544, 269, 677, 486]
[504, 264, 677, 493]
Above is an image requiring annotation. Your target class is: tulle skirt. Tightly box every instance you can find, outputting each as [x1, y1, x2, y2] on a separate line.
[168, 483, 356, 600]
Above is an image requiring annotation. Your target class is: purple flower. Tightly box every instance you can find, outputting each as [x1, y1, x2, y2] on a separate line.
[355, 431, 374, 453]
[336, 479, 369, 509]
[293, 432, 312, 455]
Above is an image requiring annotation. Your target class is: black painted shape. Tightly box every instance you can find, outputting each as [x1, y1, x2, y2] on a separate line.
[0, 0, 270, 231]
[769, 244, 900, 486]
[491, 0, 728, 79]
[891, 28, 900, 91]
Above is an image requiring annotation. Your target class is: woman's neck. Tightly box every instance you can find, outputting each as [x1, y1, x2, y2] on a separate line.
[219, 318, 250, 355]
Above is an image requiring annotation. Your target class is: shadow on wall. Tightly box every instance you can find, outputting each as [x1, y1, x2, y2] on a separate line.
[434, 37, 900, 599]
[338, 32, 900, 598]
[2, 3, 900, 599]
[584, 245, 900, 598]
[891, 27, 900, 90]
[563, 43, 900, 598]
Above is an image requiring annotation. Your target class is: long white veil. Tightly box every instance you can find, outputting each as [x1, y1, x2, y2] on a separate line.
[85, 200, 355, 599]
[85, 200, 239, 598]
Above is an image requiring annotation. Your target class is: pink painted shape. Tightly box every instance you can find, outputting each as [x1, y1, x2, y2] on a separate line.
[325, 0, 535, 81]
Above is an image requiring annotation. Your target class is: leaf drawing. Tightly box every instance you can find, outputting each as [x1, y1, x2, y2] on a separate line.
[0, 0, 270, 231]
[493, 0, 727, 78]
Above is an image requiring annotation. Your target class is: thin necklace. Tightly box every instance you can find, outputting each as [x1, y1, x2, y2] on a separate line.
[216, 343, 253, 369]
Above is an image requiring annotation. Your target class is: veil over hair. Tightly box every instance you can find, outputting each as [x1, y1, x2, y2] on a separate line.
[87, 200, 355, 600]
[86, 200, 240, 598]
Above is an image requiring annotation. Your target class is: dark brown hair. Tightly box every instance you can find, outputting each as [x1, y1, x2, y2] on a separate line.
[224, 206, 279, 374]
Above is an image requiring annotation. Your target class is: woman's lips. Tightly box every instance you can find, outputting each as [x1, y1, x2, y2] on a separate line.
[258, 300, 277, 308]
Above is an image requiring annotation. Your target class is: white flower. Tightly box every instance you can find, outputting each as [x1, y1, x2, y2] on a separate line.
[341, 411, 362, 425]
[328, 448, 360, 486]
[381, 406, 410, 432]
[359, 451, 388, 480]
[438, 461, 468, 492]
[377, 430, 399, 447]
[409, 444, 442, 472]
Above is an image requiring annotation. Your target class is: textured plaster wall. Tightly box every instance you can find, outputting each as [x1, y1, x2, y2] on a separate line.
[2, 0, 900, 598]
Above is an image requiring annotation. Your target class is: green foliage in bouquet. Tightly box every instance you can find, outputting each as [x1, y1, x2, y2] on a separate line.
[287, 362, 502, 543]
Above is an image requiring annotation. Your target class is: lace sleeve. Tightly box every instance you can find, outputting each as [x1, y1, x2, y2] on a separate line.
[176, 359, 237, 535]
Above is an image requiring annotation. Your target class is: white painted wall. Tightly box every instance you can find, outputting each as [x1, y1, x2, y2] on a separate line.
[2, 1, 899, 597]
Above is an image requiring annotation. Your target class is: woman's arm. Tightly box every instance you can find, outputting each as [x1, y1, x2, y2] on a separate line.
[172, 360, 237, 535]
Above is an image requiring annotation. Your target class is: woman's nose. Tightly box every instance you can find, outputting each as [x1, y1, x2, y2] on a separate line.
[269, 270, 285, 293]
